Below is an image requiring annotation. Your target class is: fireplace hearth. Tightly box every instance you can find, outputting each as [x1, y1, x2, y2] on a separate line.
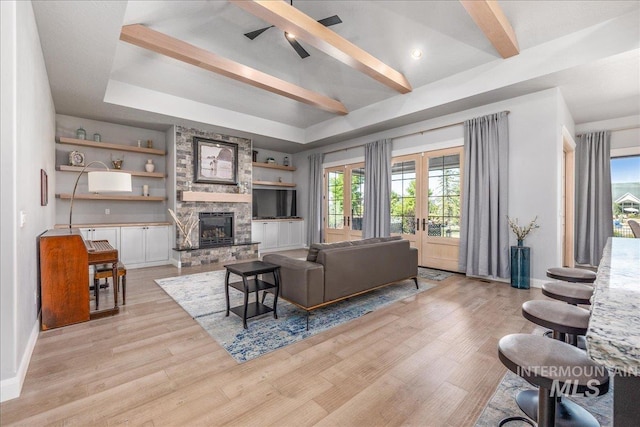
[199, 212, 234, 247]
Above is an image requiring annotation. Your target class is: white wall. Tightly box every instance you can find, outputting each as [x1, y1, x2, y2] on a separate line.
[576, 115, 640, 156]
[166, 125, 179, 266]
[293, 88, 568, 285]
[1, 0, 56, 402]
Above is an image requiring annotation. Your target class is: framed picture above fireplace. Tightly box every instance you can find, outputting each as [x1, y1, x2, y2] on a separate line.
[193, 137, 238, 185]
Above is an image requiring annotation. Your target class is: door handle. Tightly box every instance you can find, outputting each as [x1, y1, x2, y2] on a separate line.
[347, 216, 350, 227]
[422, 218, 426, 231]
[416, 218, 419, 232]
[343, 216, 346, 226]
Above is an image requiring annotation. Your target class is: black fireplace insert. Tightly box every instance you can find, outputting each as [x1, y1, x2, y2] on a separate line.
[199, 212, 233, 247]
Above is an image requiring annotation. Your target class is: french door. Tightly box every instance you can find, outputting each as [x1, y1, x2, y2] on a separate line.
[391, 147, 464, 271]
[390, 154, 422, 249]
[324, 163, 365, 242]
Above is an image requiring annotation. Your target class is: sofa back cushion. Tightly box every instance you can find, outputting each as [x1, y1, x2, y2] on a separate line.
[306, 241, 352, 262]
[306, 236, 401, 261]
[317, 239, 413, 301]
[349, 236, 401, 245]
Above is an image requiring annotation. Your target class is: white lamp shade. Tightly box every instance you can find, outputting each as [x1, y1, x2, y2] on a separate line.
[87, 171, 132, 192]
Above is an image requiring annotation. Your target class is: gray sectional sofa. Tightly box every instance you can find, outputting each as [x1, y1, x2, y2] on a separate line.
[263, 236, 418, 312]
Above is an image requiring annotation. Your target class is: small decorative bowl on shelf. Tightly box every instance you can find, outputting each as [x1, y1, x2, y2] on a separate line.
[266, 157, 276, 164]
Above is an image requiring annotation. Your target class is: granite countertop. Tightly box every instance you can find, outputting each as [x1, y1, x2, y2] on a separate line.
[586, 237, 640, 375]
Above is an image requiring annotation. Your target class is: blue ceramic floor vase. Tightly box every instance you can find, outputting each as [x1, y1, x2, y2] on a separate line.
[510, 246, 530, 289]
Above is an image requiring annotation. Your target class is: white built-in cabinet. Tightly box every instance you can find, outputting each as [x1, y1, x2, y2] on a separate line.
[80, 224, 170, 269]
[251, 221, 278, 250]
[251, 219, 305, 252]
[278, 220, 304, 248]
[120, 225, 170, 268]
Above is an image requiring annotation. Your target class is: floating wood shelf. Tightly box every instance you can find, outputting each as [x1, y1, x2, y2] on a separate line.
[252, 181, 296, 187]
[181, 191, 252, 203]
[57, 194, 166, 201]
[57, 165, 165, 178]
[252, 162, 296, 171]
[57, 137, 166, 156]
[54, 222, 171, 229]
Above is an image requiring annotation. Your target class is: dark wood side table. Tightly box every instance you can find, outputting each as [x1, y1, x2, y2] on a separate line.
[224, 261, 281, 329]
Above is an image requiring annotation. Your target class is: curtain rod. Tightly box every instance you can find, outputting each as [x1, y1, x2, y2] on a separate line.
[322, 111, 510, 156]
[576, 125, 640, 137]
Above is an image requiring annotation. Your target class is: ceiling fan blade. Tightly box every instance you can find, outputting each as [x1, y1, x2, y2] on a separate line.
[285, 35, 310, 59]
[317, 15, 342, 27]
[244, 25, 274, 40]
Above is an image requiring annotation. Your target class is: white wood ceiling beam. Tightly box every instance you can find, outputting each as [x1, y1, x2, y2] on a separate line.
[120, 24, 348, 115]
[459, 0, 520, 58]
[230, 0, 412, 94]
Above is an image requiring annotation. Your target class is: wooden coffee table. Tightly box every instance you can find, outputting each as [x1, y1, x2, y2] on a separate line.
[224, 260, 281, 329]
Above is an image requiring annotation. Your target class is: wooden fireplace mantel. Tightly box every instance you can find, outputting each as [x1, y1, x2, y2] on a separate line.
[181, 191, 251, 203]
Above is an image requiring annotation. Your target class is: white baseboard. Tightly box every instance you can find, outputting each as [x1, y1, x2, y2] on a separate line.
[0, 318, 39, 402]
[530, 278, 545, 289]
[464, 273, 545, 289]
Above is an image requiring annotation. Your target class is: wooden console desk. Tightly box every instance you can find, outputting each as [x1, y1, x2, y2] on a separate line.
[39, 228, 119, 330]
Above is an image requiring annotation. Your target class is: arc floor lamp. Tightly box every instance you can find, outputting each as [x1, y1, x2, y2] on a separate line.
[68, 161, 132, 229]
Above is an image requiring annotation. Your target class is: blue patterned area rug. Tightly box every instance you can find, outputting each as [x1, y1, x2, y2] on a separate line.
[155, 270, 436, 363]
[418, 266, 455, 281]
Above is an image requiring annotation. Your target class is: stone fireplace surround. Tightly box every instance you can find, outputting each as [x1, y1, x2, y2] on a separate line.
[174, 126, 257, 267]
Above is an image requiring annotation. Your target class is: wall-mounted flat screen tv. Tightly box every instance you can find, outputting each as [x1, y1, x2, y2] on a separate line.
[252, 189, 297, 219]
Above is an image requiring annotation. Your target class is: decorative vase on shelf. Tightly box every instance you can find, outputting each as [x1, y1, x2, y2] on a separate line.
[145, 159, 155, 173]
[93, 133, 101, 142]
[76, 126, 86, 140]
[111, 153, 124, 169]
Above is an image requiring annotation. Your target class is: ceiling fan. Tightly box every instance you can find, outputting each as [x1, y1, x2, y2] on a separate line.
[243, 1, 342, 59]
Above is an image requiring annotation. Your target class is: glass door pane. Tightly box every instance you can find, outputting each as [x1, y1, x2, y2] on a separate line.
[428, 154, 461, 238]
[391, 160, 417, 235]
[327, 170, 344, 230]
[350, 167, 365, 231]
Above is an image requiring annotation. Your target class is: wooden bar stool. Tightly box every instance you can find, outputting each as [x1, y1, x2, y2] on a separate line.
[541, 281, 593, 305]
[498, 334, 609, 427]
[93, 262, 127, 309]
[546, 267, 596, 284]
[522, 300, 589, 346]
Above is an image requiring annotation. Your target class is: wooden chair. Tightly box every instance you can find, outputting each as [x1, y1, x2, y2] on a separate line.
[92, 262, 127, 309]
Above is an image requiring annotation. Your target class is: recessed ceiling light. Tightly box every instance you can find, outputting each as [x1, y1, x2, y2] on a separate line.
[411, 48, 423, 59]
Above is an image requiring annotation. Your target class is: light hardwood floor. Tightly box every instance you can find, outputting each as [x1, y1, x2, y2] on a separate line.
[1, 253, 544, 426]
